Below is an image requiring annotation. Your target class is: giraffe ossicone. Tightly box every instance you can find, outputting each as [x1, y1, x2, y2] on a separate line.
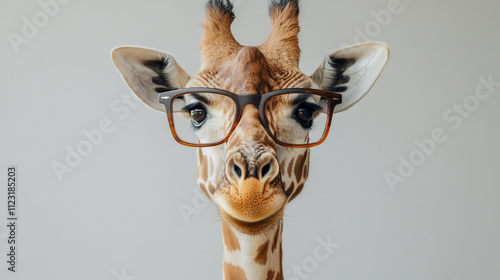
[112, 0, 389, 279]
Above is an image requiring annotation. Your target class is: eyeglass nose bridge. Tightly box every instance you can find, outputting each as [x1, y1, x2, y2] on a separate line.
[230, 94, 283, 149]
[235, 94, 263, 108]
[230, 93, 270, 139]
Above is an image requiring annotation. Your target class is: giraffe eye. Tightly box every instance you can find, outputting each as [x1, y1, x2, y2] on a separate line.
[191, 107, 207, 125]
[294, 103, 317, 129]
[182, 102, 208, 129]
[297, 107, 313, 122]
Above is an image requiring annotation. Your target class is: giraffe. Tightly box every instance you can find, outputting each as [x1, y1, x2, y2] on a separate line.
[111, 0, 389, 279]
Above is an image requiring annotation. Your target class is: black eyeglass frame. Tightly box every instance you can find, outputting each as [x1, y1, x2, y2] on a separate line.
[158, 87, 342, 148]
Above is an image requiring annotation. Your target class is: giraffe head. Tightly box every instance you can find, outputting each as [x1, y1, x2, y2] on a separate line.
[111, 0, 389, 236]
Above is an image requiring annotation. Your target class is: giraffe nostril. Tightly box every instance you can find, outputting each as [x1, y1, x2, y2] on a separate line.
[257, 154, 279, 183]
[233, 164, 242, 179]
[261, 162, 271, 179]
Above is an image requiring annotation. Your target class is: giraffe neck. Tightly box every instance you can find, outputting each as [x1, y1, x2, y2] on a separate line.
[221, 218, 284, 280]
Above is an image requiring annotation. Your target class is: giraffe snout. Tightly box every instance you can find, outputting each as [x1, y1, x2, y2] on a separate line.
[214, 151, 285, 233]
[225, 152, 280, 189]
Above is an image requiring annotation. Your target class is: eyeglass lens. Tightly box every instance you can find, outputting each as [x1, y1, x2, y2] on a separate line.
[170, 92, 329, 146]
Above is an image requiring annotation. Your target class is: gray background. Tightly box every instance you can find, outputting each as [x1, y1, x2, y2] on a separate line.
[1, 0, 499, 279]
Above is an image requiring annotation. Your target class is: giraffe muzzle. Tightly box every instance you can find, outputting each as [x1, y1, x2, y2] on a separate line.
[214, 151, 286, 232]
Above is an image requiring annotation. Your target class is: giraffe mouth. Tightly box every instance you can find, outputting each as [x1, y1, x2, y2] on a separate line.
[213, 177, 286, 234]
[210, 150, 287, 233]
[219, 207, 284, 235]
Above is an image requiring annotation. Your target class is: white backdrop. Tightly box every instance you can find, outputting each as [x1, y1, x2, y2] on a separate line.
[1, 0, 499, 280]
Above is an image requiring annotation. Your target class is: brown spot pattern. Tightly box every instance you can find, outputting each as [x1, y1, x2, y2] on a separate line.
[266, 270, 276, 280]
[275, 243, 284, 280]
[223, 262, 248, 280]
[285, 182, 295, 197]
[287, 157, 294, 177]
[254, 240, 269, 265]
[294, 153, 306, 182]
[289, 182, 304, 202]
[201, 156, 210, 181]
[208, 183, 216, 195]
[222, 221, 240, 252]
[303, 149, 310, 180]
[271, 223, 281, 253]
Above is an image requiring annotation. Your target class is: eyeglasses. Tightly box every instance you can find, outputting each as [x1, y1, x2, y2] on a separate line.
[158, 88, 342, 148]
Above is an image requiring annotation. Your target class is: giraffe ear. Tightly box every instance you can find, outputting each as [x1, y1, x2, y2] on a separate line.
[111, 46, 191, 112]
[311, 42, 389, 113]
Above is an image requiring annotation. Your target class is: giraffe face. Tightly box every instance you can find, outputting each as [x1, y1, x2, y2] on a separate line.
[111, 0, 389, 236]
[189, 46, 315, 234]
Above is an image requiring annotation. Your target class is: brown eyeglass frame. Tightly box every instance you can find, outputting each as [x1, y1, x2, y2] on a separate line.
[158, 87, 342, 148]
